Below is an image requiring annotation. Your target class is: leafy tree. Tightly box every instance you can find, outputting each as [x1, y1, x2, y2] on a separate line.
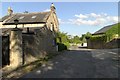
[85, 32, 92, 38]
[80, 34, 86, 43]
[80, 32, 92, 43]
[56, 31, 70, 49]
[105, 23, 120, 41]
[72, 36, 81, 44]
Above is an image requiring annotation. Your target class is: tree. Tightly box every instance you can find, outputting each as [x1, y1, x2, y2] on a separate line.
[73, 36, 81, 44]
[81, 32, 92, 43]
[85, 32, 92, 39]
[56, 31, 70, 48]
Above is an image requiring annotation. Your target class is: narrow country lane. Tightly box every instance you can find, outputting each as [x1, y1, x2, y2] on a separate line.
[20, 46, 119, 78]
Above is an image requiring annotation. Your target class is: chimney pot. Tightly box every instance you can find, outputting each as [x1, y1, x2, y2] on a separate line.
[8, 7, 13, 16]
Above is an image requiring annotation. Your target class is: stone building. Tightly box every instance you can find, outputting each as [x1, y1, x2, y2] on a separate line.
[87, 23, 119, 49]
[0, 3, 59, 68]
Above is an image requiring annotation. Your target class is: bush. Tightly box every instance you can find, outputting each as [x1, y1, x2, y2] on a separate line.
[105, 23, 120, 41]
[63, 42, 70, 48]
[57, 43, 67, 51]
[90, 34, 107, 42]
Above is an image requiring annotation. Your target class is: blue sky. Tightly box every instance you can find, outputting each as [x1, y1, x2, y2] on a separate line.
[1, 2, 118, 36]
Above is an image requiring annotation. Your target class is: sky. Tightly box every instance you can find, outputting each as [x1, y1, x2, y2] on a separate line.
[1, 2, 119, 36]
[1, 0, 119, 2]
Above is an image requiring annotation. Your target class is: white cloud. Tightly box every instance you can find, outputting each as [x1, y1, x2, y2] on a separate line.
[89, 13, 102, 18]
[69, 19, 101, 26]
[58, 18, 62, 23]
[106, 16, 118, 23]
[59, 18, 74, 24]
[75, 14, 88, 19]
[68, 13, 118, 26]
[43, 9, 50, 12]
[58, 18, 67, 24]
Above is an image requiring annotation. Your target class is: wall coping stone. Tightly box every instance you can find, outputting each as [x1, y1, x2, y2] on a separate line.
[11, 28, 22, 31]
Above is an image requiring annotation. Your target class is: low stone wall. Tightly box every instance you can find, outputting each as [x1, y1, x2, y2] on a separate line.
[87, 38, 120, 49]
[105, 38, 120, 49]
[87, 39, 105, 49]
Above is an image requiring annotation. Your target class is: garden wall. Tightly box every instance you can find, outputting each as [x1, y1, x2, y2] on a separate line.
[87, 38, 120, 49]
[22, 28, 57, 64]
[2, 27, 57, 67]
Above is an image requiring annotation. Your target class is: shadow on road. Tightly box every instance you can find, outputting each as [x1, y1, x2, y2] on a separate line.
[20, 48, 119, 78]
[78, 46, 87, 49]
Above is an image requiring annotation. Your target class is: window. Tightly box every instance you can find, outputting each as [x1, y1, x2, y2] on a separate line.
[50, 23, 54, 31]
[19, 16, 24, 19]
[31, 16, 36, 19]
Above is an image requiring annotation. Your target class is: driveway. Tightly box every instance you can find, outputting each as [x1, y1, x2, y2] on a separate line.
[21, 47, 119, 78]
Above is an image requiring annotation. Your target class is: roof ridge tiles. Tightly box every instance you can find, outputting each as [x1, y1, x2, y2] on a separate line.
[13, 11, 51, 15]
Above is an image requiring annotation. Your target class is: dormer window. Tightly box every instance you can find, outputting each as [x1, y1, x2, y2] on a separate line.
[19, 16, 24, 19]
[31, 16, 36, 19]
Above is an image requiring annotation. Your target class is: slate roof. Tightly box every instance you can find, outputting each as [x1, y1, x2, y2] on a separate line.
[1, 11, 51, 25]
[94, 24, 117, 35]
[0, 15, 10, 22]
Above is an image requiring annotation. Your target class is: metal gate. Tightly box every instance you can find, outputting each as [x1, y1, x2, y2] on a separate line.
[2, 35, 10, 67]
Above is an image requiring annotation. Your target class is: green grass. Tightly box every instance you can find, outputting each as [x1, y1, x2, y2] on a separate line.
[105, 23, 120, 41]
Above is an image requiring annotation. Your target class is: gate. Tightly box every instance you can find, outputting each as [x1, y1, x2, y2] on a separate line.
[2, 35, 10, 67]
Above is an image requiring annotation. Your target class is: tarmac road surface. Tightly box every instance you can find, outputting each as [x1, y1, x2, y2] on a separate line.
[20, 46, 119, 78]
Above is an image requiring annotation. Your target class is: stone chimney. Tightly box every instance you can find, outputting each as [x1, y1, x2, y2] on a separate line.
[50, 3, 56, 13]
[8, 7, 13, 16]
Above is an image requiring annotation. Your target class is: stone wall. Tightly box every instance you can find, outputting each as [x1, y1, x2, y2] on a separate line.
[22, 27, 57, 64]
[2, 27, 57, 67]
[46, 12, 59, 32]
[105, 38, 120, 49]
[87, 38, 120, 49]
[9, 28, 23, 68]
[87, 39, 105, 49]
